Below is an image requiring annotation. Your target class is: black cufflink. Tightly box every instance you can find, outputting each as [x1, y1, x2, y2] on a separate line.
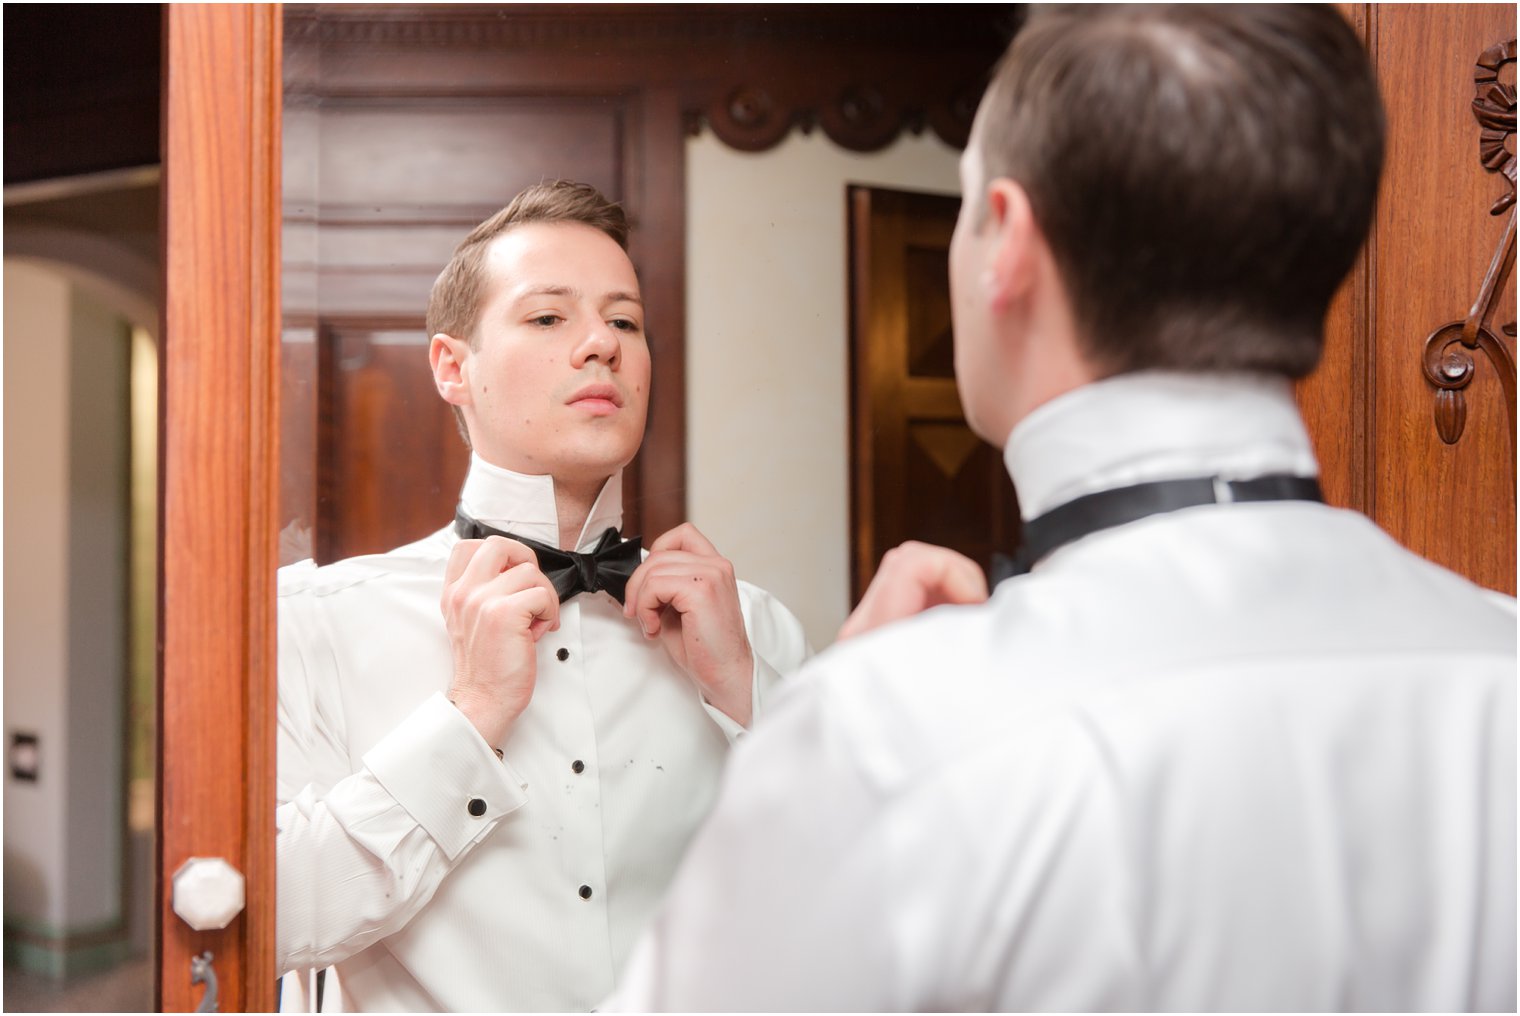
[467, 797, 487, 817]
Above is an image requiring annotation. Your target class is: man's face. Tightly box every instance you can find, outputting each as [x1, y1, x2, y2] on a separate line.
[457, 222, 650, 486]
[948, 113, 1004, 444]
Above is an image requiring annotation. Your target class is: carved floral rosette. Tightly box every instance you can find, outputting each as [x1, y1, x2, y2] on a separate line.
[1422, 39, 1517, 447]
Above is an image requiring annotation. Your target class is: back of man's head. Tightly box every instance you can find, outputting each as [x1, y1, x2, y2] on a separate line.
[978, 4, 1384, 378]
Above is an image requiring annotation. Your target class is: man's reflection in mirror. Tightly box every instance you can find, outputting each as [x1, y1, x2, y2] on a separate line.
[274, 182, 810, 1012]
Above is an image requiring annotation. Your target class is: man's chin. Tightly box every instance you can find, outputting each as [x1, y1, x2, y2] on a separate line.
[550, 447, 640, 486]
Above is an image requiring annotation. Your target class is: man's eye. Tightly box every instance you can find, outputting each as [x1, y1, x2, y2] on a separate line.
[531, 314, 561, 327]
[609, 319, 640, 332]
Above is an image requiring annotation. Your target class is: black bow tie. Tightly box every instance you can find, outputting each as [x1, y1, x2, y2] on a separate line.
[991, 473, 1323, 584]
[454, 509, 643, 604]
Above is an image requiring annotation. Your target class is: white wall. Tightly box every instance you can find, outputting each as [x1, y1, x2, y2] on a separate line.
[685, 131, 961, 650]
[3, 259, 128, 950]
[4, 260, 75, 930]
[63, 289, 128, 928]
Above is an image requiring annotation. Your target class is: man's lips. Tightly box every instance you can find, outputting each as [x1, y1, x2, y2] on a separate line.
[568, 383, 623, 412]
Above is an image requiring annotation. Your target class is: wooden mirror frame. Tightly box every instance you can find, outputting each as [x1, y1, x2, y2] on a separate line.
[158, 6, 280, 1011]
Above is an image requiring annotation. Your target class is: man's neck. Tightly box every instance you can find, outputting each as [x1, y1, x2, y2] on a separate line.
[459, 455, 623, 551]
[554, 475, 610, 550]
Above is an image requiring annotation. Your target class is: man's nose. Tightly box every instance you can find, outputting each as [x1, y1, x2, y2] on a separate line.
[572, 319, 621, 369]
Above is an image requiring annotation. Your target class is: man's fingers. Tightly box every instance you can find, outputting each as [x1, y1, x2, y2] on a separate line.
[624, 554, 729, 628]
[838, 542, 989, 641]
[447, 556, 561, 639]
[498, 585, 558, 642]
[445, 538, 485, 586]
[480, 562, 561, 636]
[463, 536, 541, 583]
[446, 536, 544, 601]
[622, 549, 720, 619]
[629, 569, 684, 637]
[649, 522, 720, 557]
[917, 544, 989, 606]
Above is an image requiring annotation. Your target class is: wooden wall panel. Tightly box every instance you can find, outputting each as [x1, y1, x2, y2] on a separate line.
[317, 324, 471, 562]
[1370, 4, 1515, 594]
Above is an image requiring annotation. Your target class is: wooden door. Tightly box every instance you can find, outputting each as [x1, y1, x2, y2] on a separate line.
[158, 5, 280, 1011]
[849, 186, 1022, 601]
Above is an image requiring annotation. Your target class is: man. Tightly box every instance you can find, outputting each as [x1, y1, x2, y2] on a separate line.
[275, 181, 809, 1011]
[607, 6, 1515, 1011]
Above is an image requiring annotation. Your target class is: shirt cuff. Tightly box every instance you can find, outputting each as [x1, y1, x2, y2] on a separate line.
[699, 654, 784, 744]
[363, 692, 529, 860]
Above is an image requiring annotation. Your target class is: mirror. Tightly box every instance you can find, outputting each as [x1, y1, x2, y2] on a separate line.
[272, 6, 1008, 1009]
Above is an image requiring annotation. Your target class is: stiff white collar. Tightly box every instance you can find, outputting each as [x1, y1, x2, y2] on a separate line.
[1004, 371, 1320, 521]
[457, 454, 624, 552]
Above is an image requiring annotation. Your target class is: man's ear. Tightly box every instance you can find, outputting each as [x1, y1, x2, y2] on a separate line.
[982, 179, 1040, 314]
[429, 333, 472, 407]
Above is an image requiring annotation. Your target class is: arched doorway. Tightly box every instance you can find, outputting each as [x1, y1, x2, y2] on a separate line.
[4, 210, 159, 1012]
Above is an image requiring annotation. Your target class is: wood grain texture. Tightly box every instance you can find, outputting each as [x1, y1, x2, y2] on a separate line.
[316, 322, 470, 561]
[1298, 6, 1374, 516]
[1372, 3, 1515, 593]
[159, 5, 280, 1010]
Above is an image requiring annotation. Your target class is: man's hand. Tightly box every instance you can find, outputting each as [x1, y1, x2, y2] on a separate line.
[837, 541, 989, 642]
[624, 524, 756, 727]
[442, 536, 561, 748]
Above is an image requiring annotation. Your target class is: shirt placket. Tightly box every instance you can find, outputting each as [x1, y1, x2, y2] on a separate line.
[538, 598, 615, 987]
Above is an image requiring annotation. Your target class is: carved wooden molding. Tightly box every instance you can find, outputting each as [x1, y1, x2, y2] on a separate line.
[697, 76, 986, 154]
[1422, 38, 1517, 447]
[284, 4, 1014, 153]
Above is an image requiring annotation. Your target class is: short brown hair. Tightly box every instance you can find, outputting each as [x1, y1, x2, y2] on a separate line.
[977, 5, 1384, 378]
[428, 181, 630, 345]
[428, 181, 631, 445]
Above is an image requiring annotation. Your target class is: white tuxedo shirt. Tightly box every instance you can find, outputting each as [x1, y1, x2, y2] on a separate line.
[608, 372, 1516, 1011]
[275, 457, 810, 1011]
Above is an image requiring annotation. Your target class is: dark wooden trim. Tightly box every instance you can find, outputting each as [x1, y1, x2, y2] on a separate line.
[1298, 3, 1376, 517]
[284, 4, 1016, 153]
[628, 85, 688, 538]
[1360, 1, 1378, 522]
[847, 186, 876, 606]
[158, 5, 280, 1011]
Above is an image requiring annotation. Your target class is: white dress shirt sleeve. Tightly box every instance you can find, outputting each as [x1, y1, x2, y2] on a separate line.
[276, 588, 528, 973]
[698, 579, 813, 741]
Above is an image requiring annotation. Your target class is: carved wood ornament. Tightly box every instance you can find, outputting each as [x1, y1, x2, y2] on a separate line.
[1422, 38, 1517, 447]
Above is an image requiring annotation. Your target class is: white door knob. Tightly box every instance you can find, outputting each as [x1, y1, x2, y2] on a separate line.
[172, 857, 246, 931]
